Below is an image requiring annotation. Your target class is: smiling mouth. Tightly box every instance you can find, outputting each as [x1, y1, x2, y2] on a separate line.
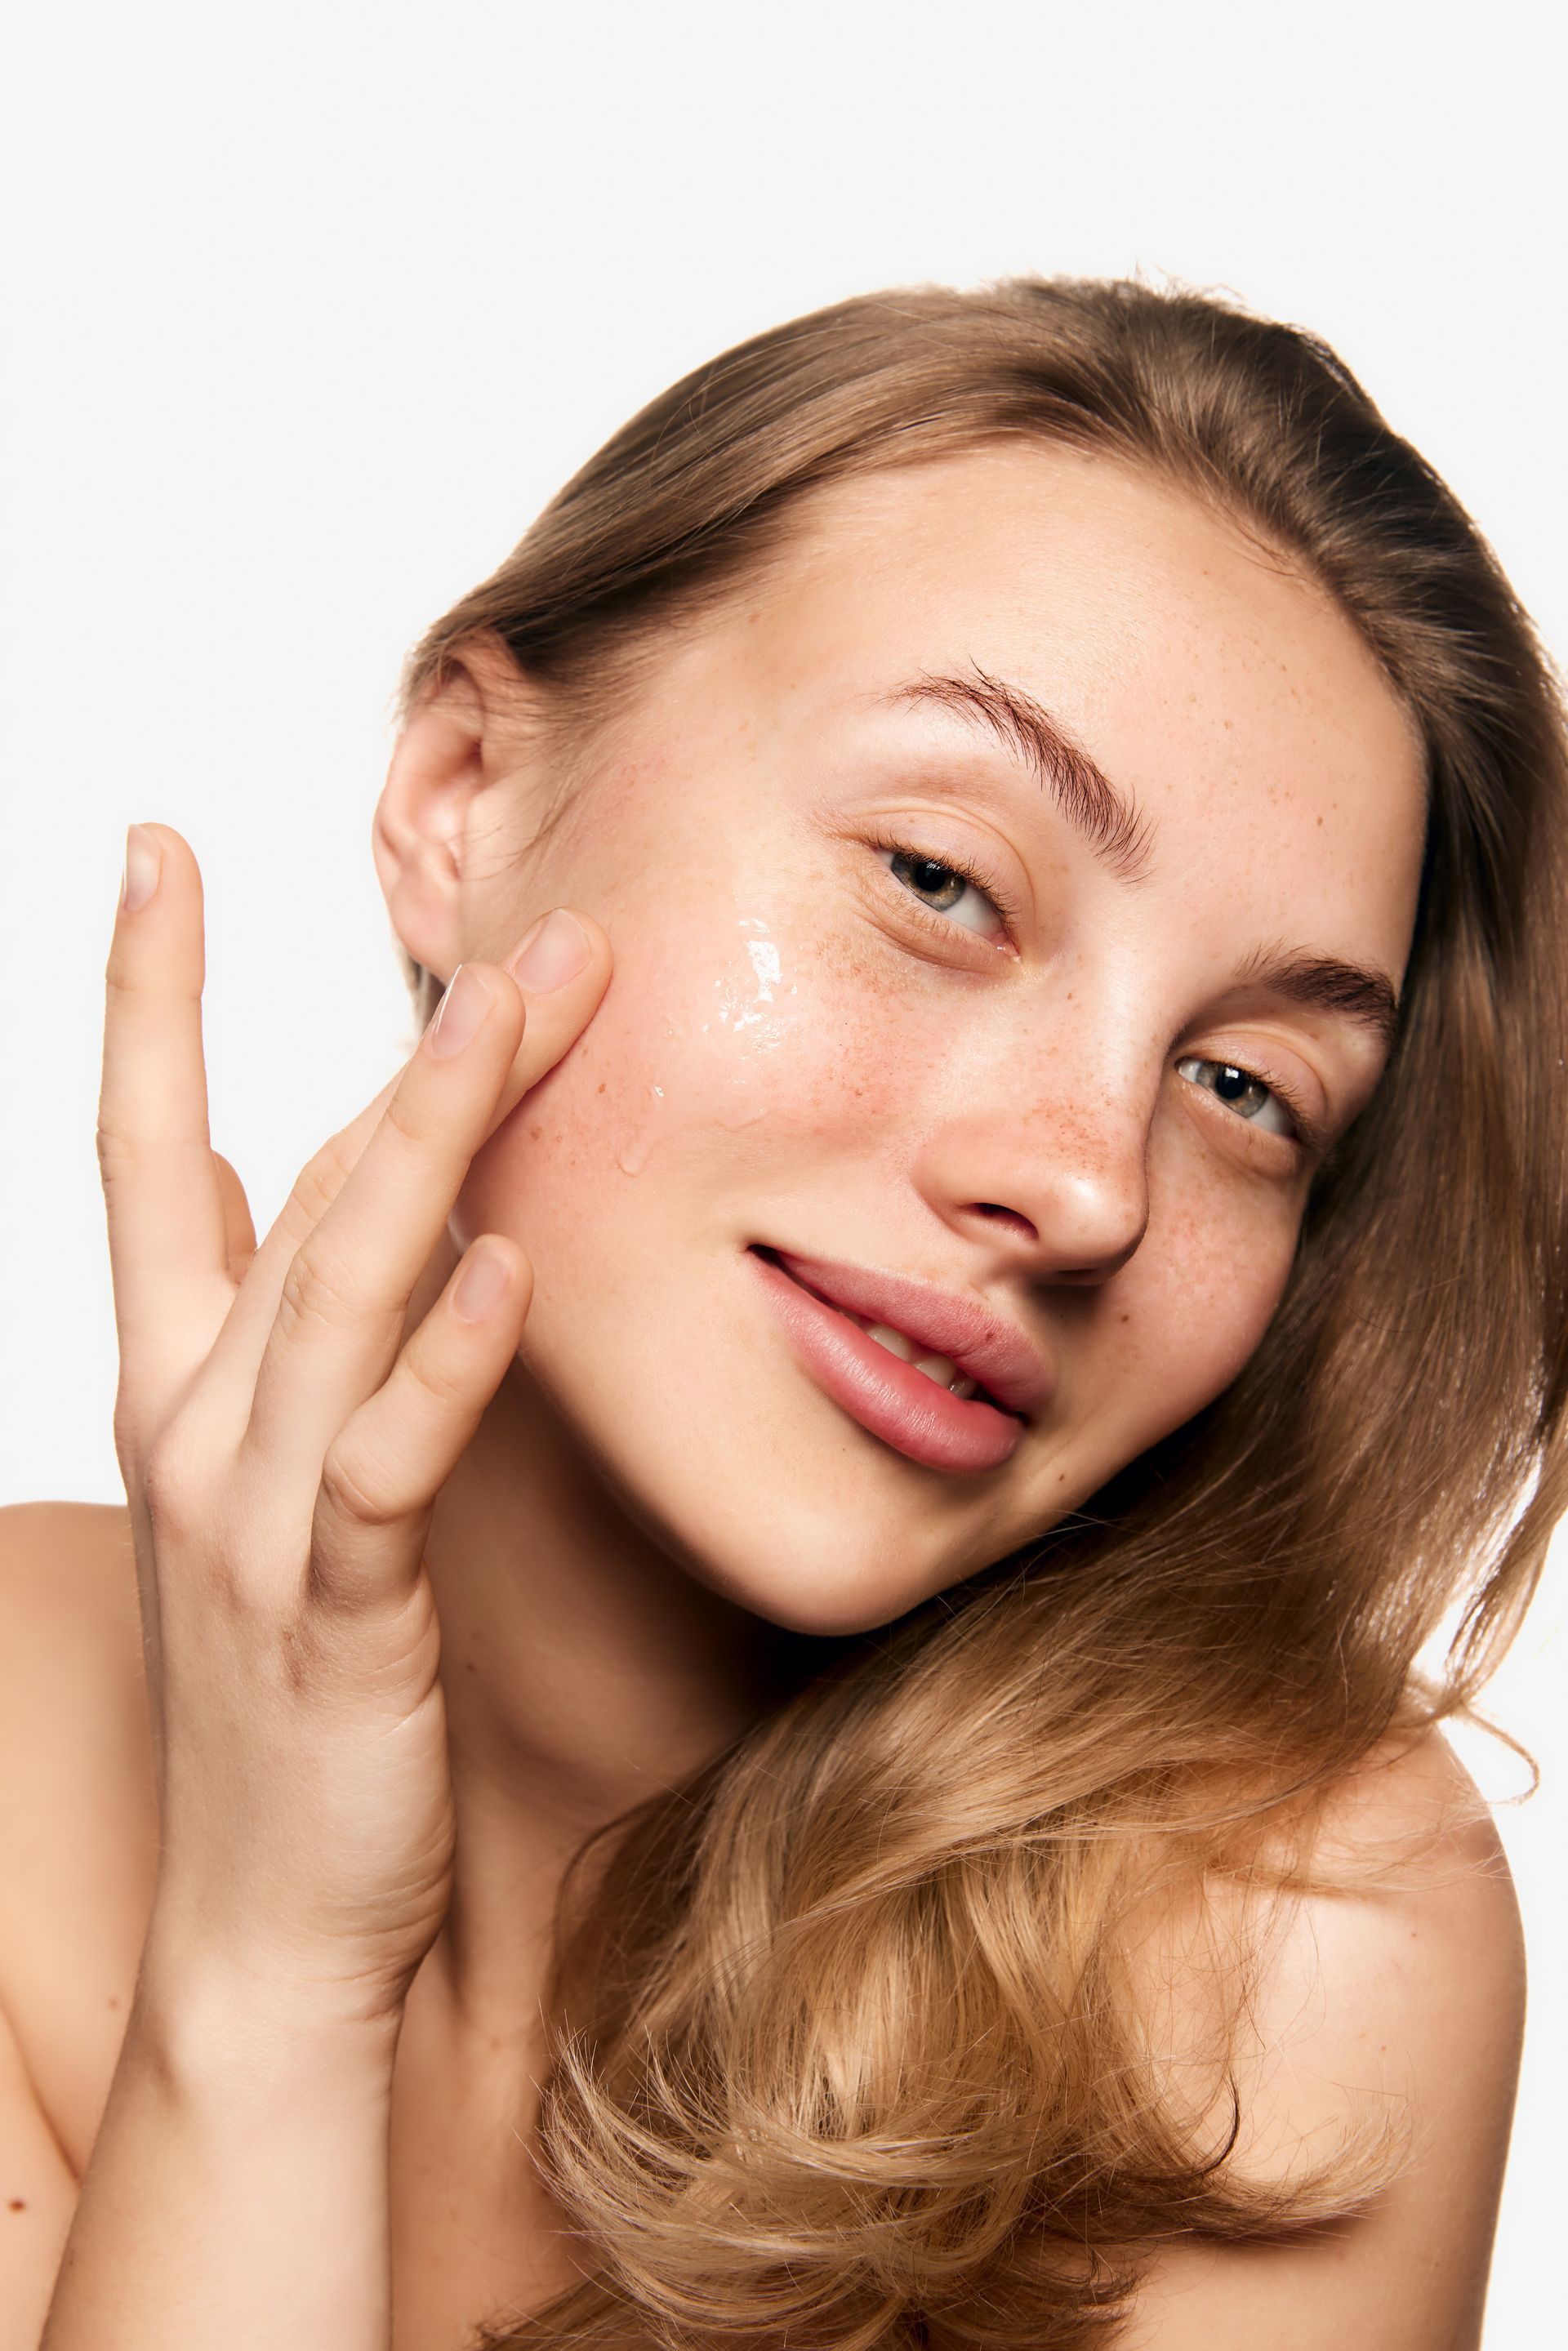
[755, 1249, 1007, 1410]
[749, 1245, 1029, 1420]
[746, 1245, 1028, 1476]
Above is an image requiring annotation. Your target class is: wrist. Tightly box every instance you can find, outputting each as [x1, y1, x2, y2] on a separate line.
[50, 1949, 399, 2351]
[127, 1952, 403, 2104]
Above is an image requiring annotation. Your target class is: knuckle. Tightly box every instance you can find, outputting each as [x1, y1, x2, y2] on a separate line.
[95, 1119, 141, 1186]
[102, 965, 157, 1017]
[141, 1421, 208, 1529]
[382, 1084, 441, 1151]
[406, 1354, 474, 1425]
[286, 1129, 359, 1234]
[277, 1246, 358, 1342]
[317, 1441, 403, 1534]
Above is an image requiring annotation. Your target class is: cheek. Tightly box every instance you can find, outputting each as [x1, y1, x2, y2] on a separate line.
[1108, 1145, 1305, 1435]
[452, 908, 915, 1258]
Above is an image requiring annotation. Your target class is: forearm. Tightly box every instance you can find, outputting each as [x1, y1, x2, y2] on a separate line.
[41, 1979, 398, 2351]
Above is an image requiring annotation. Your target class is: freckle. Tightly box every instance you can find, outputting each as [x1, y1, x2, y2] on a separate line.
[597, 1082, 606, 1094]
[464, 1660, 475, 1673]
[529, 1124, 543, 1139]
[107, 1996, 119, 2010]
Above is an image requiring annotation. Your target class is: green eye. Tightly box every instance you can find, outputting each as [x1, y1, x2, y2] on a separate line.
[1176, 1056, 1298, 1138]
[880, 847, 1001, 937]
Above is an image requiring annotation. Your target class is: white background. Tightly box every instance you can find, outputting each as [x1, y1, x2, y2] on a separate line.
[2, 6, 1562, 2342]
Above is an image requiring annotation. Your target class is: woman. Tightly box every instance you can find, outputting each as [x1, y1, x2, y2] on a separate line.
[3, 278, 1563, 2350]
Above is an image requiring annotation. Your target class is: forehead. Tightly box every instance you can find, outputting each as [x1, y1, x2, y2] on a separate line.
[673, 442, 1428, 971]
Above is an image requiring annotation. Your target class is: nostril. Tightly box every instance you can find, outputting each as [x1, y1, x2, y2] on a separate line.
[973, 1202, 1040, 1245]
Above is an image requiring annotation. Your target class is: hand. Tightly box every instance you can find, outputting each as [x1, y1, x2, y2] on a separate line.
[97, 823, 611, 2033]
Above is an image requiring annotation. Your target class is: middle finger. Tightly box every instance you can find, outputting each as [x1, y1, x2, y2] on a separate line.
[240, 903, 614, 1479]
[244, 961, 527, 1471]
[212, 911, 608, 1409]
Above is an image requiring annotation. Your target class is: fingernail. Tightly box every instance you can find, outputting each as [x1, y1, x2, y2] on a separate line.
[506, 909, 591, 993]
[122, 825, 161, 911]
[428, 963, 494, 1058]
[452, 1241, 512, 1323]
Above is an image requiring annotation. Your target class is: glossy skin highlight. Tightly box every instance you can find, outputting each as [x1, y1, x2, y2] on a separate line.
[409, 444, 1426, 1636]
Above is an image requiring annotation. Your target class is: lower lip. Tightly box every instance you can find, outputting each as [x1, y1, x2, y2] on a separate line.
[746, 1247, 1026, 1475]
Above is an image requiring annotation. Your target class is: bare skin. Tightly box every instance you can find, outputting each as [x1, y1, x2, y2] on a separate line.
[0, 1508, 1525, 2349]
[0, 445, 1528, 2348]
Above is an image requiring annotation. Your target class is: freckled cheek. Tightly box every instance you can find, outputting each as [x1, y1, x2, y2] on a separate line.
[1114, 1166, 1303, 1427]
[452, 919, 919, 1249]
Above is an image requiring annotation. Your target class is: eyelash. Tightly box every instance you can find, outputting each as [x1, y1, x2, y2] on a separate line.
[869, 832, 1322, 1152]
[867, 832, 1024, 938]
[1179, 1056, 1320, 1152]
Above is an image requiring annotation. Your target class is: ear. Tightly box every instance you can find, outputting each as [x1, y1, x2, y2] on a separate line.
[372, 630, 537, 987]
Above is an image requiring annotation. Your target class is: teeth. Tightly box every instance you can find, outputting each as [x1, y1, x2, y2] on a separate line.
[845, 1311, 979, 1401]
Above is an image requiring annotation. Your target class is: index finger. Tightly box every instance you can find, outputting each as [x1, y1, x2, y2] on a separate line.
[97, 824, 232, 1426]
[212, 911, 613, 1378]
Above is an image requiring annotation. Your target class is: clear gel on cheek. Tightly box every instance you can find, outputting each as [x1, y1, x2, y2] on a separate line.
[611, 923, 808, 1172]
[714, 918, 795, 1046]
[616, 1084, 667, 1178]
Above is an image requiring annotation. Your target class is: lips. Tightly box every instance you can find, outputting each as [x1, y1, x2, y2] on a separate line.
[746, 1244, 1052, 1476]
[755, 1245, 1052, 1418]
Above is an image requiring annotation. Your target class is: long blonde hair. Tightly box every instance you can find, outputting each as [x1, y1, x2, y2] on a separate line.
[400, 278, 1568, 2349]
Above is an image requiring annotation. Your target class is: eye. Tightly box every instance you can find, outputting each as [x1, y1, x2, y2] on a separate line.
[877, 844, 1008, 938]
[1175, 1055, 1300, 1139]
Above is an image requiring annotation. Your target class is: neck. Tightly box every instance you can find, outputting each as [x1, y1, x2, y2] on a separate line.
[404, 1240, 790, 2055]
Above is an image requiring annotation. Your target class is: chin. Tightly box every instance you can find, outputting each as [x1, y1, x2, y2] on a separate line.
[706, 1534, 946, 1640]
[542, 1306, 1215, 1645]
[656, 1440, 1031, 1639]
[563, 1390, 978, 1641]
[674, 1461, 959, 1636]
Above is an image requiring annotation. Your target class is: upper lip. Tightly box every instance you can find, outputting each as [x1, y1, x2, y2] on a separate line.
[756, 1245, 1053, 1419]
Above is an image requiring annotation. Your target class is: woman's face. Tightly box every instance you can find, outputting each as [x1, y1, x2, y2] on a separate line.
[434, 444, 1427, 1635]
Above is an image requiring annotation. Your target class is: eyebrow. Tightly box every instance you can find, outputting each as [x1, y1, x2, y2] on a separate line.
[884, 664, 1401, 1052]
[1233, 946, 1401, 1051]
[886, 664, 1155, 879]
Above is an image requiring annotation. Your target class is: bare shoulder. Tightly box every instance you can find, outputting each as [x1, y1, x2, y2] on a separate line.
[1119, 1727, 1526, 2349]
[0, 1498, 145, 1670]
[0, 1502, 157, 2175]
[0, 1501, 149, 1782]
[1229, 1725, 1524, 2167]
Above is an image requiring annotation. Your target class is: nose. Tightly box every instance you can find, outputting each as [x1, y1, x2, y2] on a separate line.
[913, 1073, 1152, 1285]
